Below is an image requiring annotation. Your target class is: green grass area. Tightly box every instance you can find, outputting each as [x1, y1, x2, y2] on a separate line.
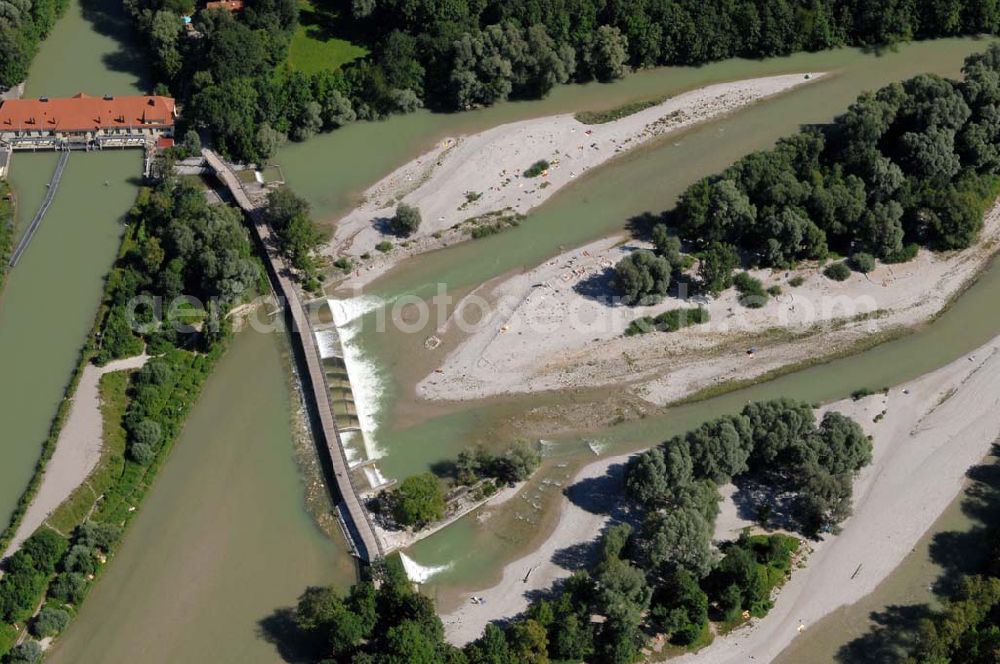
[0, 180, 14, 291]
[288, 0, 367, 75]
[575, 95, 670, 124]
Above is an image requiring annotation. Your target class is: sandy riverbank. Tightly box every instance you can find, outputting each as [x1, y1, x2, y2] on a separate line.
[442, 334, 1000, 655]
[2, 354, 147, 559]
[418, 201, 1000, 405]
[327, 73, 825, 290]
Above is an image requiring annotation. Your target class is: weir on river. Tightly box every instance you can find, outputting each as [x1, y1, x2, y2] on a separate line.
[201, 149, 383, 564]
[8, 149, 69, 267]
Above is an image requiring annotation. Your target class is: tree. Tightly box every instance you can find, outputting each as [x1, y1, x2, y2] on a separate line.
[613, 250, 671, 305]
[638, 507, 715, 578]
[698, 242, 739, 295]
[624, 448, 670, 507]
[507, 619, 549, 664]
[391, 203, 421, 236]
[49, 572, 88, 604]
[31, 607, 70, 638]
[588, 25, 629, 81]
[491, 441, 541, 484]
[76, 521, 122, 551]
[651, 225, 682, 264]
[466, 623, 515, 664]
[131, 418, 162, 448]
[5, 640, 42, 664]
[64, 544, 97, 575]
[650, 569, 708, 644]
[794, 464, 853, 535]
[21, 528, 68, 573]
[686, 415, 752, 484]
[811, 411, 872, 476]
[294, 585, 369, 656]
[742, 399, 815, 469]
[389, 473, 445, 528]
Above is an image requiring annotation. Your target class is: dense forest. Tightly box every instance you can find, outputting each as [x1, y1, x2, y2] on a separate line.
[117, 0, 1000, 162]
[612, 46, 1000, 306]
[272, 398, 870, 664]
[0, 0, 67, 88]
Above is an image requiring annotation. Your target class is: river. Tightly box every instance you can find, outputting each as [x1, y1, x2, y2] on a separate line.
[46, 329, 354, 664]
[10, 15, 1000, 663]
[281, 38, 1000, 589]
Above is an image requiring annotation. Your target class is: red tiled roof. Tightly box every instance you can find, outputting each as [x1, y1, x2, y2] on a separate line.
[0, 93, 176, 133]
[205, 0, 244, 11]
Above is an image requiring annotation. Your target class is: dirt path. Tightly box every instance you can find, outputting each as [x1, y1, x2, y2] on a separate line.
[442, 337, 1000, 655]
[3, 354, 148, 558]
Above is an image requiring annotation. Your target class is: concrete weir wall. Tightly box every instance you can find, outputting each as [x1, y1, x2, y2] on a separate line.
[201, 149, 383, 563]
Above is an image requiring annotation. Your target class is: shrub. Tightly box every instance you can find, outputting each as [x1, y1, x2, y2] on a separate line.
[31, 607, 70, 638]
[625, 317, 655, 336]
[64, 545, 97, 575]
[49, 573, 88, 605]
[333, 257, 354, 272]
[614, 251, 672, 305]
[766, 285, 782, 296]
[788, 275, 805, 287]
[523, 160, 550, 177]
[5, 640, 42, 664]
[390, 204, 421, 237]
[130, 442, 155, 465]
[733, 272, 768, 308]
[375, 241, 393, 253]
[653, 307, 710, 332]
[849, 252, 876, 273]
[824, 262, 851, 281]
[884, 242, 920, 264]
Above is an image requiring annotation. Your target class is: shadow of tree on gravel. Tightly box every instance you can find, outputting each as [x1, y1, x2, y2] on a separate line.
[834, 445, 1000, 663]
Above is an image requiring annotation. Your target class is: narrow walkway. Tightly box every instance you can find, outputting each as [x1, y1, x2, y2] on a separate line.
[2, 353, 149, 559]
[8, 149, 69, 267]
[201, 149, 383, 563]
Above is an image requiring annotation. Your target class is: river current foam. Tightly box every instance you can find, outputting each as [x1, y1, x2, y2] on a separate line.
[399, 552, 453, 583]
[323, 296, 386, 463]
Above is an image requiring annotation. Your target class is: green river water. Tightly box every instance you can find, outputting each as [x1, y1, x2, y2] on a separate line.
[8, 9, 1000, 661]
[2, 0, 356, 660]
[0, 0, 148, 529]
[47, 329, 353, 664]
[310, 38, 1000, 583]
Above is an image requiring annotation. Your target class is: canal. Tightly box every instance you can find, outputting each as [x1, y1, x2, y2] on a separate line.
[0, 0, 149, 530]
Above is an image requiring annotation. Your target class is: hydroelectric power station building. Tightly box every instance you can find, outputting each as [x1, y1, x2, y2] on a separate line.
[0, 93, 176, 150]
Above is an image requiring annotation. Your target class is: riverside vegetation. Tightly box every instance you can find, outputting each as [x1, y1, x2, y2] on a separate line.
[372, 443, 542, 530]
[0, 175, 260, 661]
[275, 399, 869, 663]
[0, 181, 12, 291]
[0, 0, 67, 89]
[118, 0, 1000, 163]
[611, 46, 1000, 308]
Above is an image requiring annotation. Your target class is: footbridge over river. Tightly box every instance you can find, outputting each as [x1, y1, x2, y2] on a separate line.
[201, 149, 383, 564]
